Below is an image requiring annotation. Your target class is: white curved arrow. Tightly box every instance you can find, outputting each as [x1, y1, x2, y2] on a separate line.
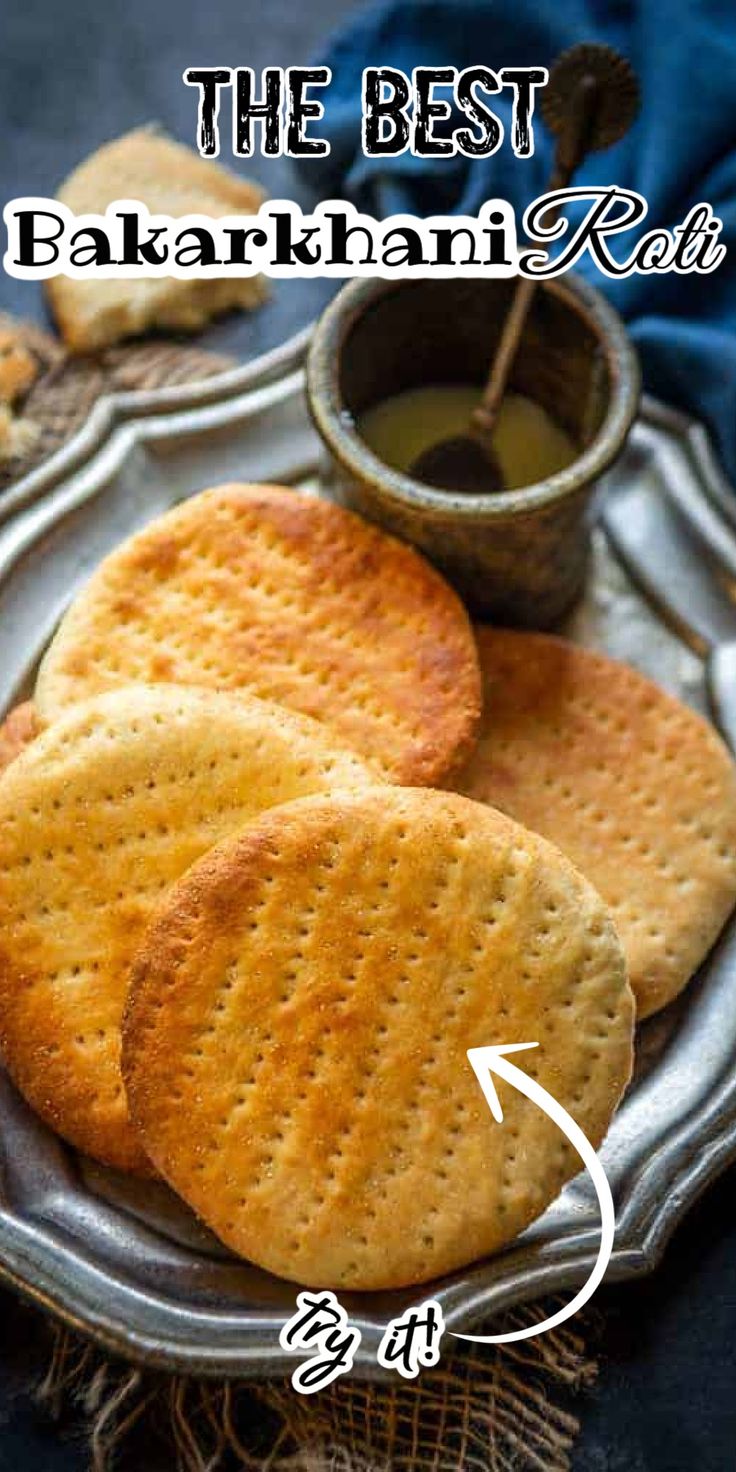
[451, 1042, 615, 1346]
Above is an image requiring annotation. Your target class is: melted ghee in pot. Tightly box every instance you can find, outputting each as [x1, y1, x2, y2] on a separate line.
[358, 385, 578, 492]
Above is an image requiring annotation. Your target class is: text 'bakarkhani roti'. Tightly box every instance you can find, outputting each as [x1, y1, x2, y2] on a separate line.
[34, 483, 481, 785]
[452, 629, 736, 1017]
[0, 685, 375, 1172]
[123, 787, 633, 1290]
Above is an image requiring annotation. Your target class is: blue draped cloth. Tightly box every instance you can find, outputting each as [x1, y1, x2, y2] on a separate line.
[304, 0, 736, 479]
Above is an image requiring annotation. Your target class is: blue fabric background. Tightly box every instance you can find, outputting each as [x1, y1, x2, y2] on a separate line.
[304, 0, 736, 477]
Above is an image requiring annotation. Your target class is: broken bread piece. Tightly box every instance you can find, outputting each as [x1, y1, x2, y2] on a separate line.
[0, 702, 39, 774]
[46, 127, 268, 353]
[0, 321, 44, 465]
[123, 786, 633, 1289]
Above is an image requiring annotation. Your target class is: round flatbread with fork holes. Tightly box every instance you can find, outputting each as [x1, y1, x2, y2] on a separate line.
[451, 628, 736, 1017]
[123, 785, 633, 1289]
[0, 684, 376, 1172]
[34, 482, 481, 785]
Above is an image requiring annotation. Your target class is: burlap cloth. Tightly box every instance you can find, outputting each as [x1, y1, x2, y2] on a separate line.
[2, 315, 598, 1472]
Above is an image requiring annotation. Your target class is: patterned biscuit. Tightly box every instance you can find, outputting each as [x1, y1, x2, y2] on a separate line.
[451, 629, 736, 1018]
[0, 702, 39, 773]
[0, 327, 39, 405]
[123, 786, 633, 1290]
[34, 483, 481, 785]
[0, 685, 376, 1172]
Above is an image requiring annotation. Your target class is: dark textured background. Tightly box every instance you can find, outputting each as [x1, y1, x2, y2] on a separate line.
[1, 2, 735, 1468]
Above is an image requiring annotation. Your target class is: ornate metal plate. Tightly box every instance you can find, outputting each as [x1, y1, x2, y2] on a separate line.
[1, 338, 735, 1377]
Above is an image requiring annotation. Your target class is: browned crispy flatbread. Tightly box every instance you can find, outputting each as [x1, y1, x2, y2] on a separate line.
[123, 786, 633, 1289]
[0, 685, 376, 1171]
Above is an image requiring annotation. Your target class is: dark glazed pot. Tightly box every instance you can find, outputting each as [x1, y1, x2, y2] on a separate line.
[306, 274, 640, 627]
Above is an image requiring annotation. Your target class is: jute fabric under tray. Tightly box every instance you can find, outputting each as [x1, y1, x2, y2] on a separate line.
[38, 1302, 597, 1472]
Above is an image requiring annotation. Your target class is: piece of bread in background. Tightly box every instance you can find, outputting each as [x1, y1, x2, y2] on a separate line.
[0, 406, 39, 464]
[46, 127, 268, 353]
[0, 702, 39, 774]
[123, 787, 633, 1289]
[34, 482, 482, 786]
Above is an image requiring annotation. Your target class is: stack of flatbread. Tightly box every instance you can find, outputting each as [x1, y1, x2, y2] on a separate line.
[1, 480, 734, 1290]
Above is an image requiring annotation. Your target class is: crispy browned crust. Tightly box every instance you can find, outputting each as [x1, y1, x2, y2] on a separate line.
[451, 628, 736, 1018]
[35, 484, 482, 785]
[0, 701, 39, 774]
[123, 786, 633, 1291]
[0, 685, 376, 1172]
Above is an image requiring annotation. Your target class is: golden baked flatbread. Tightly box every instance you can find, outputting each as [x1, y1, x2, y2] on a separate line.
[452, 629, 736, 1018]
[35, 483, 481, 785]
[46, 127, 267, 352]
[0, 685, 376, 1172]
[123, 786, 633, 1289]
[0, 701, 38, 773]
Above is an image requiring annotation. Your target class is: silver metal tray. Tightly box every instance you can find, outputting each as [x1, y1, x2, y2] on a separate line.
[1, 340, 736, 1379]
